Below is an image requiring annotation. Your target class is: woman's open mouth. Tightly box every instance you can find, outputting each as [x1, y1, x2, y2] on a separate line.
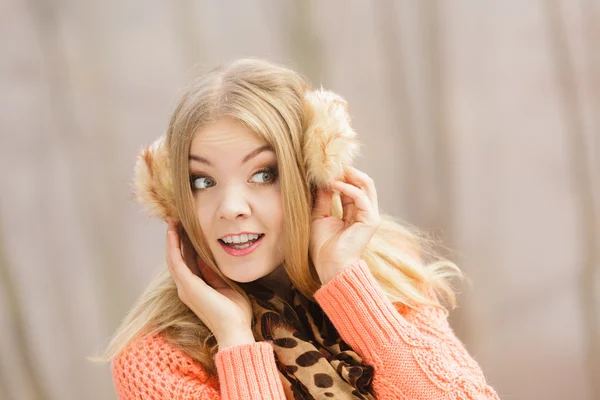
[218, 234, 265, 256]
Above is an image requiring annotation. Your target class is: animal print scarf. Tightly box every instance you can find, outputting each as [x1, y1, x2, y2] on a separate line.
[241, 281, 376, 400]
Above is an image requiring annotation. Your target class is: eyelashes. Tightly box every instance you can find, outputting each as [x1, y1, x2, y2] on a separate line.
[189, 175, 215, 190]
[250, 167, 279, 184]
[189, 165, 279, 191]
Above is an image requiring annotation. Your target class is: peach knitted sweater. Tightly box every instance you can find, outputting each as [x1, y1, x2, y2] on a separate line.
[112, 260, 500, 399]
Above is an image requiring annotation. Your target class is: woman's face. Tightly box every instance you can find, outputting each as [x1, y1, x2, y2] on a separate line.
[189, 117, 285, 282]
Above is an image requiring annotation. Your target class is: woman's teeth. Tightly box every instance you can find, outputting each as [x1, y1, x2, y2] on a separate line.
[220, 234, 263, 249]
[229, 242, 253, 249]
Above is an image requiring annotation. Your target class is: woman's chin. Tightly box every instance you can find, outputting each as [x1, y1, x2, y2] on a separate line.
[219, 265, 268, 283]
[210, 248, 283, 284]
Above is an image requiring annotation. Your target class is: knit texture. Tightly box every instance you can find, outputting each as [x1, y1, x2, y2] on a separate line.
[314, 259, 500, 399]
[112, 260, 500, 399]
[111, 334, 220, 399]
[214, 342, 286, 399]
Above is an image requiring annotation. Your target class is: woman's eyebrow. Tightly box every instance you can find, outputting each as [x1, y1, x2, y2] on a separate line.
[189, 144, 273, 166]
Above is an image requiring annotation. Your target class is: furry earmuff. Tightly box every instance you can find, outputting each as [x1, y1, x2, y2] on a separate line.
[132, 88, 360, 222]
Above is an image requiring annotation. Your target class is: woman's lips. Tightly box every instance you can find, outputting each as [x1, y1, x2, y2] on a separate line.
[218, 235, 264, 257]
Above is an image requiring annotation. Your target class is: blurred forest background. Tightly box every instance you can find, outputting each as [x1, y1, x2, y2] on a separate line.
[1, 0, 599, 399]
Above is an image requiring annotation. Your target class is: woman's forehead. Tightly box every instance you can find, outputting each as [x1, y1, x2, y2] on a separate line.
[189, 118, 273, 165]
[192, 118, 266, 146]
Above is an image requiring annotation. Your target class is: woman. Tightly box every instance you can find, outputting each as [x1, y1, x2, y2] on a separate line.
[103, 58, 500, 399]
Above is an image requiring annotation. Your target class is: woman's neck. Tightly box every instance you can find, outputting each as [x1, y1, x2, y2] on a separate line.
[256, 265, 293, 302]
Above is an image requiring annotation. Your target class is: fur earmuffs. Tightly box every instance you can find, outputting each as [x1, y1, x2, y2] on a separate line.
[132, 88, 360, 222]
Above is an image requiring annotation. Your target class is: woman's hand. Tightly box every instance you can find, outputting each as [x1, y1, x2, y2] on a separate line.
[310, 166, 381, 285]
[166, 222, 255, 349]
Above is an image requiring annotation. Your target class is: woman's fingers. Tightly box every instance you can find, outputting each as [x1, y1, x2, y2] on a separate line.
[313, 187, 333, 219]
[330, 168, 380, 227]
[343, 166, 379, 215]
[197, 256, 229, 290]
[180, 228, 201, 277]
[330, 180, 372, 216]
[165, 225, 180, 282]
[167, 221, 229, 291]
[340, 192, 356, 225]
[166, 223, 202, 294]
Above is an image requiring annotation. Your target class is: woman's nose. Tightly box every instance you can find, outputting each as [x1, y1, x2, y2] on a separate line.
[217, 188, 251, 220]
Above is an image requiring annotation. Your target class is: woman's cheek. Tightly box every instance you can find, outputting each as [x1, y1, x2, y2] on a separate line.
[196, 199, 215, 234]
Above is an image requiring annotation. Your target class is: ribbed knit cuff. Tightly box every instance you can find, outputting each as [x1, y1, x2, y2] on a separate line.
[214, 341, 285, 400]
[314, 259, 407, 363]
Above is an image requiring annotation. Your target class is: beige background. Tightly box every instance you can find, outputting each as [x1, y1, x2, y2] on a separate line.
[1, 0, 598, 399]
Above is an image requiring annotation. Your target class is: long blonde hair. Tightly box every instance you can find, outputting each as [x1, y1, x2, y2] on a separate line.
[93, 58, 462, 376]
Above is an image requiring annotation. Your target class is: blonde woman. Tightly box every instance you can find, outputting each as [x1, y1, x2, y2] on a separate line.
[101, 58, 500, 399]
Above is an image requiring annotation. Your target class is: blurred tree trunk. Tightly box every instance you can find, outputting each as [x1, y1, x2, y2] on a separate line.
[25, 0, 84, 397]
[0, 371, 9, 400]
[372, 0, 420, 223]
[27, 2, 129, 399]
[0, 220, 47, 400]
[584, 0, 600, 163]
[172, 0, 204, 75]
[28, 0, 128, 329]
[417, 0, 471, 343]
[545, 1, 600, 398]
[288, 0, 324, 82]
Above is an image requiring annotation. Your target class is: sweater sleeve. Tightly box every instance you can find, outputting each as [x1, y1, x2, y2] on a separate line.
[112, 334, 220, 399]
[112, 334, 285, 400]
[214, 342, 286, 399]
[314, 259, 500, 400]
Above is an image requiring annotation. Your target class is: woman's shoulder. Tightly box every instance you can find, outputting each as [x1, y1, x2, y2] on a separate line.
[112, 332, 219, 398]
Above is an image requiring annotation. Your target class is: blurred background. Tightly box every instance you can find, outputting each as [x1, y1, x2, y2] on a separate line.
[1, 0, 598, 399]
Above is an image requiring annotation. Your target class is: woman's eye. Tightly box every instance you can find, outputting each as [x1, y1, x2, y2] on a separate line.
[191, 176, 215, 190]
[251, 169, 275, 183]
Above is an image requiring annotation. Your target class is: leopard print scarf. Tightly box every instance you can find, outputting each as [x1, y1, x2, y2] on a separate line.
[241, 281, 376, 400]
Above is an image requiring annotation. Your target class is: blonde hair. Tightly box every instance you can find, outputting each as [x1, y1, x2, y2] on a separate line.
[92, 58, 462, 376]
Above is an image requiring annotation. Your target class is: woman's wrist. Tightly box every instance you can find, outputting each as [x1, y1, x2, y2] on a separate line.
[318, 259, 358, 285]
[217, 329, 256, 350]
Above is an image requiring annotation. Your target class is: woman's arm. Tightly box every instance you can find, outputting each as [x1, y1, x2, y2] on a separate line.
[215, 342, 286, 399]
[112, 334, 286, 400]
[112, 334, 220, 399]
[314, 259, 500, 400]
